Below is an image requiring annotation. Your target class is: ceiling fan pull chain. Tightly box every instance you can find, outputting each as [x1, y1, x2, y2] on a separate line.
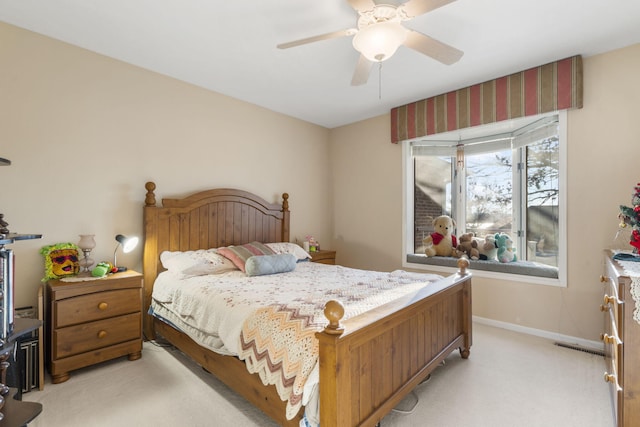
[378, 62, 382, 99]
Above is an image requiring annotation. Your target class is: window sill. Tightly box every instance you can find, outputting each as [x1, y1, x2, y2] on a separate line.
[405, 254, 563, 286]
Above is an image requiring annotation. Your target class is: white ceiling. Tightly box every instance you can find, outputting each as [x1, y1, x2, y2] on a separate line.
[1, 0, 640, 129]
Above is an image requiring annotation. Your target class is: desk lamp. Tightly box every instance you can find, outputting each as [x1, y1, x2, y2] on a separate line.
[113, 234, 138, 272]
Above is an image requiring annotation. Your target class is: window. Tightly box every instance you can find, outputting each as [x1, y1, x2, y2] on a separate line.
[403, 112, 566, 286]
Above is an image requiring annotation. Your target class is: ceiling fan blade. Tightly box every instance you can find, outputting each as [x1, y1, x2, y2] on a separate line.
[347, 0, 376, 13]
[399, 0, 456, 19]
[404, 30, 463, 65]
[351, 54, 373, 86]
[277, 28, 356, 49]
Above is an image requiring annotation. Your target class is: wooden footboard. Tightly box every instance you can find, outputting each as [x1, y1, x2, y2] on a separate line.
[317, 258, 472, 427]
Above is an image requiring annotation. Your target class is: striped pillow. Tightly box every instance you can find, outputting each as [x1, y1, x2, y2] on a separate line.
[217, 241, 275, 273]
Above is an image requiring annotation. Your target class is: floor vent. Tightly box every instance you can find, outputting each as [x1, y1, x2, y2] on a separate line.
[554, 342, 605, 356]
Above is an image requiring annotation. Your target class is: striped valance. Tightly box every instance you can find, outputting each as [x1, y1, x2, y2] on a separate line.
[390, 55, 583, 143]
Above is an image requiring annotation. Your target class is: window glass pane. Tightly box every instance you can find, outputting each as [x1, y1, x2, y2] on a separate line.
[526, 137, 559, 267]
[465, 150, 513, 239]
[414, 156, 452, 253]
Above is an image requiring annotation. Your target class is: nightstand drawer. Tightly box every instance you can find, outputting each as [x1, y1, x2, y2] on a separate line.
[54, 288, 141, 328]
[309, 250, 336, 265]
[54, 312, 141, 358]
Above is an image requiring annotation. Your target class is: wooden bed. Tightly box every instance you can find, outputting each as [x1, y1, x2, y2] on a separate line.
[142, 181, 472, 427]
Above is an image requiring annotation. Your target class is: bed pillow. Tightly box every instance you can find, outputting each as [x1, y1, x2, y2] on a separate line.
[160, 249, 237, 278]
[217, 241, 275, 272]
[265, 242, 311, 261]
[245, 254, 297, 277]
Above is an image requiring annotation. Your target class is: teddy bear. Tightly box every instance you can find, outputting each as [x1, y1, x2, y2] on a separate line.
[423, 215, 457, 257]
[495, 232, 517, 263]
[475, 234, 498, 261]
[454, 232, 479, 260]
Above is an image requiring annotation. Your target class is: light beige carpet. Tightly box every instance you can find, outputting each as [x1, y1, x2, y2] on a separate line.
[24, 323, 612, 427]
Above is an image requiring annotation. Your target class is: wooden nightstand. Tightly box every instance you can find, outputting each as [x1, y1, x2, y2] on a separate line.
[45, 270, 143, 384]
[309, 249, 336, 265]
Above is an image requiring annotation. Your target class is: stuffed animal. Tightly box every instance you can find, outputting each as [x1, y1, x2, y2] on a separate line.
[423, 215, 457, 257]
[91, 261, 117, 277]
[476, 234, 498, 261]
[495, 232, 517, 263]
[454, 232, 479, 260]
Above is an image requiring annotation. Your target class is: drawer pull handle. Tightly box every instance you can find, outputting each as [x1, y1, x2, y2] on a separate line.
[600, 275, 609, 283]
[98, 302, 108, 310]
[604, 294, 622, 304]
[599, 304, 609, 312]
[600, 333, 618, 345]
[97, 330, 107, 339]
[604, 373, 616, 384]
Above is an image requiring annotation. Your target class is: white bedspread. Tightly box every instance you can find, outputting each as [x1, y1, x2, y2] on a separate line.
[150, 262, 442, 421]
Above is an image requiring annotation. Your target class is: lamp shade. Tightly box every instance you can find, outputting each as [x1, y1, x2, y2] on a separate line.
[78, 234, 96, 250]
[113, 234, 139, 269]
[115, 234, 139, 253]
[352, 21, 407, 62]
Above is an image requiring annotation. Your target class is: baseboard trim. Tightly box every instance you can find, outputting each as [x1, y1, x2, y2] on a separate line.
[472, 315, 604, 353]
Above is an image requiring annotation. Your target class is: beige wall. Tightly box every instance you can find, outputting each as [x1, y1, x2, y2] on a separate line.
[1, 22, 332, 308]
[330, 42, 640, 342]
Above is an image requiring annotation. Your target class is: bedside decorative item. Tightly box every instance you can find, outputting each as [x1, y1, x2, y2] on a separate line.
[113, 234, 139, 271]
[39, 243, 80, 281]
[305, 235, 319, 252]
[91, 261, 116, 277]
[77, 234, 96, 272]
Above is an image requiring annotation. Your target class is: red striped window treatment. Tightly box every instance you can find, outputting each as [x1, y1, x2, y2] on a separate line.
[390, 55, 582, 143]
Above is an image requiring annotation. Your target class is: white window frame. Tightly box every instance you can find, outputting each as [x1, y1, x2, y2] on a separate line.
[402, 111, 567, 287]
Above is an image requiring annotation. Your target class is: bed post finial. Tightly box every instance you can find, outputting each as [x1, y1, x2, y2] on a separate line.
[457, 256, 470, 276]
[282, 193, 289, 212]
[323, 300, 345, 335]
[145, 182, 157, 207]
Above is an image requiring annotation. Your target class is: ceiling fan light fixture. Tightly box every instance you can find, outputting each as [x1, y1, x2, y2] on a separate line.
[352, 21, 407, 62]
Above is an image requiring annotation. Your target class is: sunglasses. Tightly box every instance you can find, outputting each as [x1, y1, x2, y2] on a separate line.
[53, 254, 78, 264]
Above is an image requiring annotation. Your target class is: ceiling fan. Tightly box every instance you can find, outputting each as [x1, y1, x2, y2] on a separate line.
[277, 0, 464, 86]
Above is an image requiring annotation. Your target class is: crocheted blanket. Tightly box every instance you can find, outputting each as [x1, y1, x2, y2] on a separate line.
[240, 304, 322, 419]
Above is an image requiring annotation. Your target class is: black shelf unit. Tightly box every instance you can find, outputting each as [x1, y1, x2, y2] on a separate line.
[0, 234, 42, 341]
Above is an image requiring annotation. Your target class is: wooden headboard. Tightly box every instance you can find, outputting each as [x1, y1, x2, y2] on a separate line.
[142, 181, 290, 338]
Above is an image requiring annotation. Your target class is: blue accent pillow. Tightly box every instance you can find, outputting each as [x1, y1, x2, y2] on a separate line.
[245, 253, 297, 277]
